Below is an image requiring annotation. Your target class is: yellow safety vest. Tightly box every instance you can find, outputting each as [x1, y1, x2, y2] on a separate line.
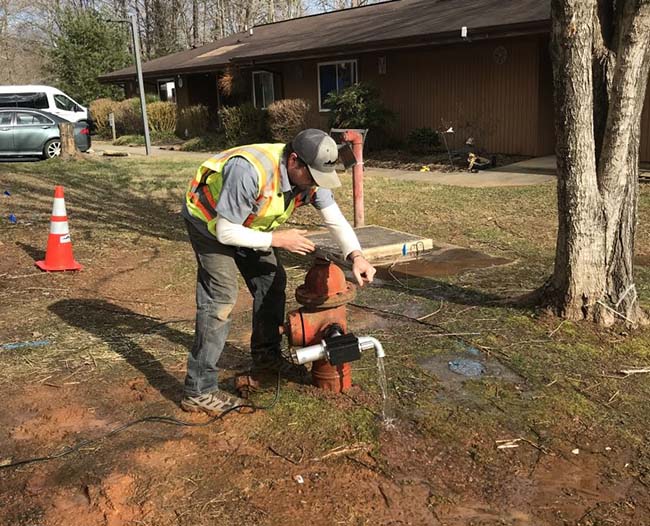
[185, 143, 316, 237]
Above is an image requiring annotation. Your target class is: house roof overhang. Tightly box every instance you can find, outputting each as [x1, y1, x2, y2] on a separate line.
[98, 0, 551, 83]
[231, 20, 550, 67]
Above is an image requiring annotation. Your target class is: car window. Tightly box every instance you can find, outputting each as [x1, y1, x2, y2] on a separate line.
[54, 94, 77, 112]
[0, 112, 12, 125]
[16, 112, 53, 125]
[30, 93, 49, 109]
[0, 96, 17, 108]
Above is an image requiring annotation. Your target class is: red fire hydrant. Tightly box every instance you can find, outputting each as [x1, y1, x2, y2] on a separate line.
[284, 257, 357, 393]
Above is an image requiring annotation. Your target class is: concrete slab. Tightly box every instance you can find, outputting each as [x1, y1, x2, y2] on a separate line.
[307, 225, 435, 263]
[499, 155, 557, 174]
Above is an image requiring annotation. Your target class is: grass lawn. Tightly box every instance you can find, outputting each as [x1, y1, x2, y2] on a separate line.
[1, 156, 650, 525]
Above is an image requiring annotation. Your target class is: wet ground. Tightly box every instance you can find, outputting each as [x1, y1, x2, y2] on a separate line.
[377, 247, 513, 279]
[2, 158, 650, 525]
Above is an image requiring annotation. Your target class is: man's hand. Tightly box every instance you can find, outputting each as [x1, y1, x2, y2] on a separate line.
[271, 229, 316, 255]
[349, 252, 376, 287]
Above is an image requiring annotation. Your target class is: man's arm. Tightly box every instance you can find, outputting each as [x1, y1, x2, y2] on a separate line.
[317, 202, 376, 286]
[215, 158, 315, 254]
[217, 217, 316, 255]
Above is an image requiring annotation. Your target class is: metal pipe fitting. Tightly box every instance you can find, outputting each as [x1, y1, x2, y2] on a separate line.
[292, 341, 327, 365]
[358, 336, 385, 359]
[291, 334, 385, 365]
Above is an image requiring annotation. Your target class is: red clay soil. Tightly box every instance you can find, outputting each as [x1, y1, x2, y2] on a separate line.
[0, 234, 648, 526]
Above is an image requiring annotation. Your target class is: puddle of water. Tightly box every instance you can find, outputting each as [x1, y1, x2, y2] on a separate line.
[448, 358, 485, 377]
[418, 347, 522, 386]
[378, 247, 512, 279]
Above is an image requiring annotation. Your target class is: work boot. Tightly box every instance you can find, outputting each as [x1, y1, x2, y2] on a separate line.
[180, 390, 247, 416]
[252, 353, 311, 383]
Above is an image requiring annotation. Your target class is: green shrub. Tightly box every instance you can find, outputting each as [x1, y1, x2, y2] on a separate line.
[111, 131, 178, 146]
[89, 98, 116, 138]
[113, 134, 144, 146]
[219, 103, 268, 147]
[113, 98, 143, 135]
[151, 130, 179, 144]
[406, 127, 441, 154]
[177, 105, 211, 138]
[91, 96, 174, 138]
[147, 101, 177, 133]
[324, 82, 394, 149]
[266, 99, 310, 143]
[180, 133, 226, 152]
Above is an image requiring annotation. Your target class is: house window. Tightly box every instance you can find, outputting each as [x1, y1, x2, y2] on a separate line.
[157, 80, 176, 102]
[318, 60, 357, 112]
[253, 71, 275, 109]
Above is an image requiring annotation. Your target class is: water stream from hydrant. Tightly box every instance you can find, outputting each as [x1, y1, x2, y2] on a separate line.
[377, 356, 395, 428]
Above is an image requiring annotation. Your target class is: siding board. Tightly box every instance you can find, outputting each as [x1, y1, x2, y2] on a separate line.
[278, 35, 649, 162]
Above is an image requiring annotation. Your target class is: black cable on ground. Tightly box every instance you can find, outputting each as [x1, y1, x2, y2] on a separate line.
[0, 372, 281, 471]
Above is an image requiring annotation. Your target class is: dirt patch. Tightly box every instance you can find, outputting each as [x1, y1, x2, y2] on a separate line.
[2, 159, 650, 526]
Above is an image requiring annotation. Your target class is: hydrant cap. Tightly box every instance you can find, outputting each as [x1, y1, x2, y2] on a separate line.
[295, 259, 356, 307]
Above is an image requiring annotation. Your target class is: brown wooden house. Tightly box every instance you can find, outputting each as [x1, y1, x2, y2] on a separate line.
[98, 0, 650, 162]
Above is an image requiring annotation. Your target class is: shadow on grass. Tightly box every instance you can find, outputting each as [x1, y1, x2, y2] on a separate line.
[49, 298, 192, 403]
[15, 241, 45, 262]
[375, 267, 506, 306]
[4, 158, 190, 242]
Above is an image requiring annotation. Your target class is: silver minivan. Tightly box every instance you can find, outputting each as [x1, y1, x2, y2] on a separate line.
[0, 85, 90, 125]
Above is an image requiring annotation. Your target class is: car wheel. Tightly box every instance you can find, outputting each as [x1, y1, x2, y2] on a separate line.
[43, 139, 61, 159]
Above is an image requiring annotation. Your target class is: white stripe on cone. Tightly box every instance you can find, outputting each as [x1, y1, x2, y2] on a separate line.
[35, 186, 82, 272]
[52, 197, 67, 217]
[50, 221, 70, 235]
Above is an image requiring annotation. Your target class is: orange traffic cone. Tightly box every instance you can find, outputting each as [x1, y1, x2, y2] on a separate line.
[35, 186, 82, 272]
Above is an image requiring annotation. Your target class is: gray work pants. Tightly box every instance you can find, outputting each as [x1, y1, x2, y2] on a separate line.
[184, 219, 286, 396]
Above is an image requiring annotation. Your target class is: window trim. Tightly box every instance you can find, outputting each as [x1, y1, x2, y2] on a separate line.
[53, 93, 78, 112]
[15, 111, 54, 126]
[317, 59, 358, 112]
[157, 78, 176, 102]
[252, 70, 275, 109]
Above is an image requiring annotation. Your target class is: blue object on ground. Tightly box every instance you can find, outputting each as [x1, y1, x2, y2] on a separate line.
[1, 340, 51, 351]
[402, 243, 407, 256]
[448, 358, 485, 377]
[8, 213, 17, 224]
[3, 190, 10, 197]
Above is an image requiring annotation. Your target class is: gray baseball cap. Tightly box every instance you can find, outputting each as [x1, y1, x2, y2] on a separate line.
[292, 129, 341, 189]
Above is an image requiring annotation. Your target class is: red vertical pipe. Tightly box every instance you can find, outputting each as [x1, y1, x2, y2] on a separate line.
[343, 130, 364, 227]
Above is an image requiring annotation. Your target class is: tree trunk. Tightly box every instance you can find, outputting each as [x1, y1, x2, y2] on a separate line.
[539, 0, 650, 326]
[59, 122, 80, 160]
[192, 0, 199, 45]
